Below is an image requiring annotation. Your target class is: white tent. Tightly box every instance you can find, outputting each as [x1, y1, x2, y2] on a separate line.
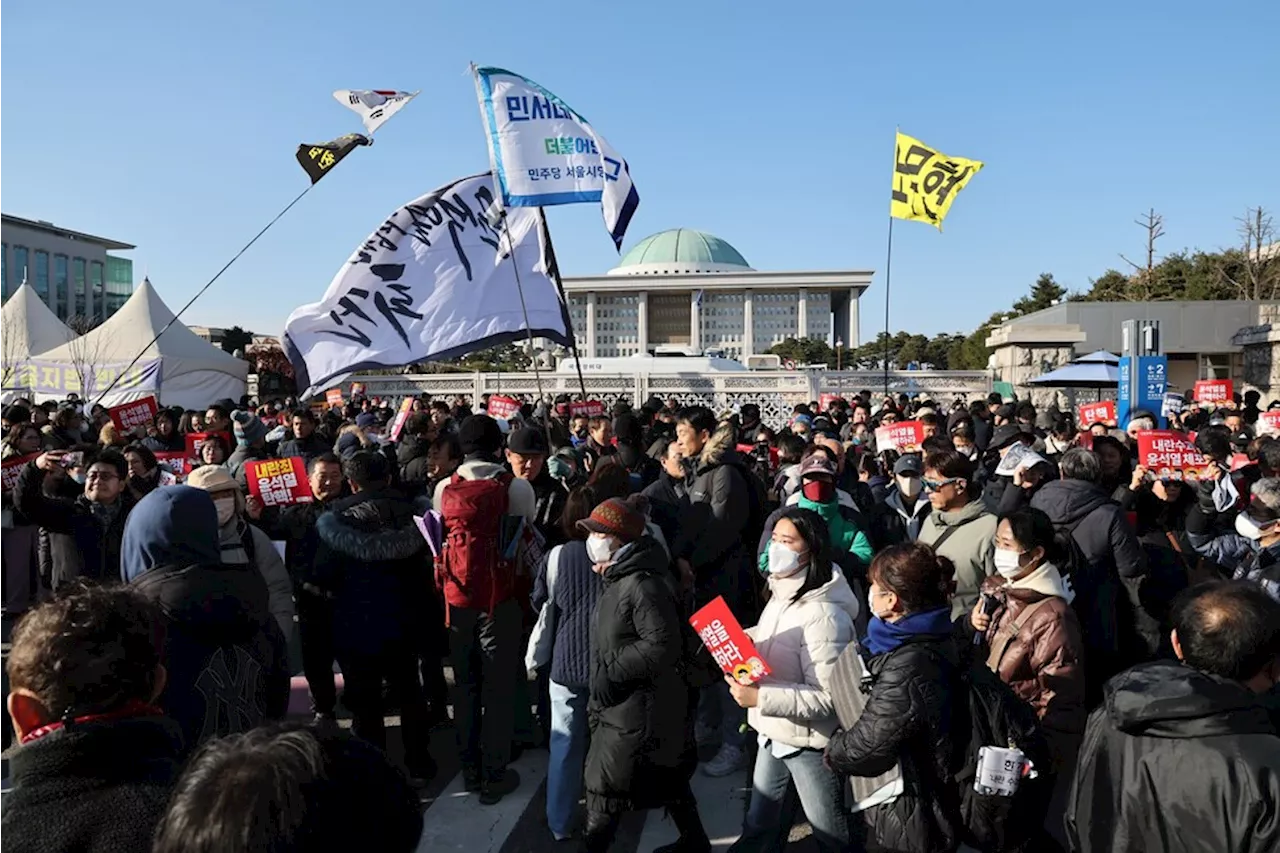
[2, 283, 78, 399]
[35, 278, 248, 409]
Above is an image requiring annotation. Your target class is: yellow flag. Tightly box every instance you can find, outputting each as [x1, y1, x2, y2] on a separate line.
[890, 131, 984, 229]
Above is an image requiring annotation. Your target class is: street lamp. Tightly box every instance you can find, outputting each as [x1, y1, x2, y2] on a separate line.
[835, 337, 844, 371]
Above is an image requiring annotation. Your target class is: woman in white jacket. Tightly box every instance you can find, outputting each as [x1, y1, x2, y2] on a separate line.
[726, 507, 858, 853]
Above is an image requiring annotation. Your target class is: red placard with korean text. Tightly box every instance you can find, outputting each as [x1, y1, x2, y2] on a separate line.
[569, 400, 606, 418]
[690, 596, 771, 685]
[1, 453, 38, 491]
[1260, 410, 1280, 437]
[246, 457, 312, 507]
[108, 395, 158, 435]
[185, 431, 232, 469]
[487, 394, 521, 420]
[325, 388, 344, 408]
[1193, 380, 1233, 405]
[1135, 430, 1212, 481]
[389, 398, 415, 442]
[874, 420, 926, 453]
[153, 451, 191, 478]
[1077, 400, 1116, 427]
[819, 393, 845, 412]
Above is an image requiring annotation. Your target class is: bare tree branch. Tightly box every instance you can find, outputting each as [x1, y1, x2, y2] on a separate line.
[1119, 209, 1165, 301]
[1219, 206, 1278, 300]
[65, 316, 107, 398]
[1, 311, 26, 389]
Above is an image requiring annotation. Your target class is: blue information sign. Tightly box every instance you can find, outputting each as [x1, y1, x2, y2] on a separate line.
[1118, 355, 1168, 427]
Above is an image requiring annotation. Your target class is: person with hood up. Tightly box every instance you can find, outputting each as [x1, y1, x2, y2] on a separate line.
[729, 508, 857, 853]
[185, 465, 295, 642]
[1066, 581, 1280, 853]
[580, 497, 708, 853]
[868, 454, 932, 550]
[120, 486, 289, 755]
[917, 449, 998, 619]
[226, 410, 271, 490]
[768, 453, 873, 581]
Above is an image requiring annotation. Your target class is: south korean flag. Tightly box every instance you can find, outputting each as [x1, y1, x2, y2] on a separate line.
[333, 89, 419, 135]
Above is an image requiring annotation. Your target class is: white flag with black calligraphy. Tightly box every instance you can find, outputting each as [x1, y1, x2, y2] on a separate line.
[282, 173, 573, 399]
[473, 66, 639, 249]
[332, 89, 419, 135]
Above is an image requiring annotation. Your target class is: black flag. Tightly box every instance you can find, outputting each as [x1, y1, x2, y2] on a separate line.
[295, 133, 371, 184]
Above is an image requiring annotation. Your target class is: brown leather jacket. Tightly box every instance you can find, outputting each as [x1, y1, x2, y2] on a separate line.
[977, 574, 1087, 767]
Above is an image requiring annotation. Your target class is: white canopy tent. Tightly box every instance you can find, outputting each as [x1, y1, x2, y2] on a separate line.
[34, 278, 248, 409]
[2, 283, 79, 400]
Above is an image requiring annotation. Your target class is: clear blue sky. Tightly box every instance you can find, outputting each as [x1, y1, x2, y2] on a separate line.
[4, 1, 1277, 341]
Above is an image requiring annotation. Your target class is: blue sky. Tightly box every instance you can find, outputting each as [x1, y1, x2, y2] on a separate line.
[3, 1, 1277, 340]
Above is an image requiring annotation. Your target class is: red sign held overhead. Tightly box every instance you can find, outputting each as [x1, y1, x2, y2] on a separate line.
[819, 393, 845, 412]
[1260, 410, 1280, 436]
[1, 453, 39, 492]
[1077, 400, 1116, 427]
[1135, 430, 1212, 481]
[325, 388, 344, 408]
[1193, 380, 1233, 405]
[246, 457, 312, 507]
[569, 400, 606, 418]
[108, 395, 159, 435]
[487, 394, 521, 421]
[874, 420, 926, 453]
[690, 596, 771, 686]
[389, 398, 415, 442]
[153, 451, 191, 479]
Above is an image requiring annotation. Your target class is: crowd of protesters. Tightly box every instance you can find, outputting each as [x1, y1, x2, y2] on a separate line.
[2, 385, 1280, 852]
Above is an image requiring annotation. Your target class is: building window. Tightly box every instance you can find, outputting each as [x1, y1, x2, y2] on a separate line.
[13, 247, 28, 295]
[33, 251, 50, 301]
[54, 255, 69, 321]
[73, 258, 87, 319]
[90, 261, 105, 323]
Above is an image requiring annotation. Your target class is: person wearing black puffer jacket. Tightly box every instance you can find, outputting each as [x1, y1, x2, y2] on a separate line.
[825, 542, 964, 853]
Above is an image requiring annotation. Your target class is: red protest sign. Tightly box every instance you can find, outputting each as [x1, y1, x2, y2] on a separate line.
[487, 394, 521, 420]
[1077, 400, 1116, 427]
[1260, 411, 1280, 436]
[1, 453, 38, 491]
[1135, 430, 1211, 481]
[153, 451, 191, 478]
[185, 431, 232, 469]
[1075, 431, 1095, 450]
[389, 398, 415, 442]
[737, 443, 779, 469]
[874, 420, 926, 453]
[819, 393, 845, 412]
[246, 457, 312, 507]
[569, 400, 606, 418]
[690, 596, 771, 685]
[108, 395, 158, 435]
[1193, 380, 1233, 405]
[325, 388, 344, 408]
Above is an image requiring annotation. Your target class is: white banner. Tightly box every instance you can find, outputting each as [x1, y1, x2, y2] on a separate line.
[283, 173, 572, 399]
[333, 89, 419, 135]
[473, 66, 639, 248]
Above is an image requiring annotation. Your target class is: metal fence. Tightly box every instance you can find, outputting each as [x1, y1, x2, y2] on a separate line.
[296, 369, 992, 428]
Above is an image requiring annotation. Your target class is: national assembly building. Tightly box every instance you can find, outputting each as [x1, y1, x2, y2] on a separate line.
[560, 228, 872, 361]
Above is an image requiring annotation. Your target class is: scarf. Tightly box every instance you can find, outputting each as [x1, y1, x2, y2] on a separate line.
[864, 607, 953, 656]
[797, 495, 857, 553]
[1009, 560, 1074, 604]
[89, 499, 122, 530]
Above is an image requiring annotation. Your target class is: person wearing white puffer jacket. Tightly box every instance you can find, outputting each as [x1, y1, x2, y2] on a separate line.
[725, 506, 859, 853]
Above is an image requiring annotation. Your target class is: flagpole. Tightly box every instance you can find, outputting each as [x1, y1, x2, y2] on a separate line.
[882, 214, 894, 399]
[92, 183, 316, 407]
[498, 212, 554, 438]
[537, 208, 590, 404]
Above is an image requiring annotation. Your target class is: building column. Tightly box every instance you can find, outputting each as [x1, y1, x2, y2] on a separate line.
[586, 292, 597, 358]
[847, 288, 860, 348]
[690, 292, 701, 351]
[637, 291, 649, 356]
[797, 288, 808, 338]
[743, 290, 755, 355]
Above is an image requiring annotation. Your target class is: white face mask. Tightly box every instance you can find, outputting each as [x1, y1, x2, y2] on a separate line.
[993, 547, 1025, 578]
[897, 475, 923, 499]
[586, 534, 619, 564]
[214, 496, 237, 527]
[766, 541, 806, 578]
[1235, 512, 1268, 542]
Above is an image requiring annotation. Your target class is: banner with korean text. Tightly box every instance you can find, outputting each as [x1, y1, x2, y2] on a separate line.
[1135, 430, 1212, 481]
[1078, 400, 1116, 427]
[16, 359, 161, 399]
[486, 395, 521, 420]
[185, 432, 232, 470]
[1194, 380, 1233, 405]
[569, 400, 606, 418]
[875, 421, 926, 453]
[283, 173, 573, 399]
[246, 457, 312, 508]
[1, 454, 38, 492]
[109, 396, 159, 436]
[690, 596, 771, 686]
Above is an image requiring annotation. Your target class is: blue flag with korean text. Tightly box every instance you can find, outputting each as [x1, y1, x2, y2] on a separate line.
[473, 65, 639, 249]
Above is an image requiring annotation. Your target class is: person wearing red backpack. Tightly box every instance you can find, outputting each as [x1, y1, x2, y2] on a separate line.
[432, 415, 536, 804]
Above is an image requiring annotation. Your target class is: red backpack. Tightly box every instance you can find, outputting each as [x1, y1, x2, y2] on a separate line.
[438, 471, 515, 616]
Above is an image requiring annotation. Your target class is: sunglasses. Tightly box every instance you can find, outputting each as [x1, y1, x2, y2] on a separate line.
[922, 477, 962, 491]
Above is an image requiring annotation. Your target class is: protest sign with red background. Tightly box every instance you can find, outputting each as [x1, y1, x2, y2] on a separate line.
[153, 451, 190, 478]
[1077, 400, 1116, 427]
[818, 393, 845, 412]
[185, 432, 232, 469]
[1, 453, 38, 491]
[1193, 380, 1233, 405]
[690, 596, 771, 685]
[246, 457, 312, 507]
[1075, 432, 1095, 450]
[1135, 430, 1211, 481]
[569, 400, 606, 418]
[389, 398, 415, 442]
[108, 395, 159, 435]
[874, 421, 926, 453]
[325, 388, 344, 408]
[487, 395, 521, 420]
[1261, 410, 1280, 437]
[737, 443, 779, 469]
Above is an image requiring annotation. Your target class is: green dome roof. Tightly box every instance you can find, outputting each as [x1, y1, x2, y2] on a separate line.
[612, 229, 751, 274]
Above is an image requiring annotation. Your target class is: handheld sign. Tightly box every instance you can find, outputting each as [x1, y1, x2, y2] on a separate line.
[388, 397, 415, 442]
[1161, 392, 1185, 419]
[185, 431, 232, 470]
[569, 400, 606, 418]
[1, 453, 38, 491]
[108, 395, 159, 435]
[1260, 410, 1280, 437]
[487, 394, 521, 421]
[874, 421, 925, 453]
[690, 596, 771, 685]
[325, 388, 344, 408]
[1077, 400, 1115, 427]
[1193, 380, 1233, 406]
[153, 451, 191, 479]
[1135, 430, 1211, 481]
[819, 393, 845, 412]
[246, 457, 312, 507]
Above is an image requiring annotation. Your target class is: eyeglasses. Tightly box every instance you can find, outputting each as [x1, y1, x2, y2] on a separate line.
[85, 471, 119, 482]
[922, 477, 962, 491]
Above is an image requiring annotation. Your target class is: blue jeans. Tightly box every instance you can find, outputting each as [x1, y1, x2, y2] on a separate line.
[547, 680, 590, 838]
[699, 681, 747, 748]
[731, 746, 849, 853]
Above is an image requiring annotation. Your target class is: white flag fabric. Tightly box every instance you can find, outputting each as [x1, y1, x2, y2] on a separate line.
[473, 66, 639, 249]
[283, 173, 572, 399]
[332, 89, 419, 135]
